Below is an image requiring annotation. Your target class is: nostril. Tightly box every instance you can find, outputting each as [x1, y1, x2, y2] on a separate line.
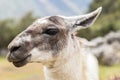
[10, 46, 21, 53]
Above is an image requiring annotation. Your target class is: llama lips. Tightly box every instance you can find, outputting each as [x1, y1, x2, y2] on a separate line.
[12, 55, 31, 67]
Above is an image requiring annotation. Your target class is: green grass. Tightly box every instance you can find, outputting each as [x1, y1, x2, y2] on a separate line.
[100, 64, 120, 80]
[0, 57, 120, 80]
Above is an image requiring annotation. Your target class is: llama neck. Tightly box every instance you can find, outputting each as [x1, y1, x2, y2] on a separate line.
[43, 38, 87, 80]
[43, 54, 85, 80]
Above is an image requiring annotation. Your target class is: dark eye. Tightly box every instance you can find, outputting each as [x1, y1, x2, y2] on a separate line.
[43, 28, 59, 35]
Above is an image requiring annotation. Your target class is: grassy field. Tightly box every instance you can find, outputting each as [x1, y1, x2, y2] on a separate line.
[0, 57, 44, 80]
[99, 64, 120, 80]
[0, 57, 120, 80]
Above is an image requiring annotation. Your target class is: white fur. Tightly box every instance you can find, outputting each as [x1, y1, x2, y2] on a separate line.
[37, 19, 48, 24]
[43, 37, 99, 80]
[21, 35, 31, 42]
[29, 48, 53, 63]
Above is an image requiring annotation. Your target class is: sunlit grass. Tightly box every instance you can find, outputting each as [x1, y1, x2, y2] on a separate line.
[0, 57, 120, 80]
[0, 57, 44, 80]
[99, 64, 120, 80]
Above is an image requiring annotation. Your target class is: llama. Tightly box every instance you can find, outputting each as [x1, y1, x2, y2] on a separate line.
[7, 7, 102, 80]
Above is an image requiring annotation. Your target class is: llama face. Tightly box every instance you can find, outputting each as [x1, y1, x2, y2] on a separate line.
[7, 16, 69, 67]
[7, 7, 102, 67]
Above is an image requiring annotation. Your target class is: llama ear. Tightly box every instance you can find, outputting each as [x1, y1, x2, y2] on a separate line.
[62, 7, 102, 33]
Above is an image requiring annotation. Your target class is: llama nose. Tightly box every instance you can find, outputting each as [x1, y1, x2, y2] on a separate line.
[10, 45, 21, 53]
[8, 45, 22, 62]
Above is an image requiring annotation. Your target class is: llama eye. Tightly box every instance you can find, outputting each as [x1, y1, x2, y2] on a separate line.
[43, 28, 59, 35]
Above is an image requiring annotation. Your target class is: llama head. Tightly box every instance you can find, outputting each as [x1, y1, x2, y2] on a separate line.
[7, 7, 102, 67]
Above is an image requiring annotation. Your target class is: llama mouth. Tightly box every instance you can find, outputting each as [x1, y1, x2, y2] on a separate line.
[13, 54, 31, 67]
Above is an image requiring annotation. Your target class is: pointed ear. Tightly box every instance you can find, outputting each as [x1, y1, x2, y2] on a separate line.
[62, 7, 102, 33]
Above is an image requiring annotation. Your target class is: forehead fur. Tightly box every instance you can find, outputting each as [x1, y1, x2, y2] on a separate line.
[48, 16, 65, 26]
[37, 16, 66, 28]
[26, 16, 67, 33]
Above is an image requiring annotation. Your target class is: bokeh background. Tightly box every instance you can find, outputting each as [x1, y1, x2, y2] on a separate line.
[0, 0, 120, 80]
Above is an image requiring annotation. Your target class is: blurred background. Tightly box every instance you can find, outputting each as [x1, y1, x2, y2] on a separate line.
[0, 0, 120, 80]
